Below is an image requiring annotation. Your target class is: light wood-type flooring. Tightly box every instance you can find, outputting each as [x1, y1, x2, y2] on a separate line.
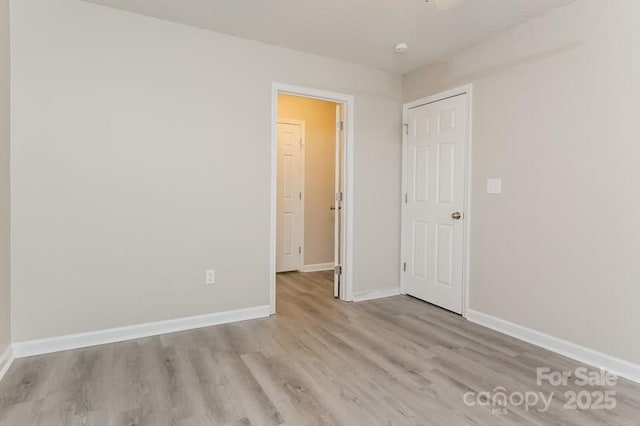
[1, 271, 639, 425]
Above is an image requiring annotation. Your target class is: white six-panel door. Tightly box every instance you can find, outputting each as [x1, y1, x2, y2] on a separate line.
[276, 122, 303, 272]
[402, 94, 468, 314]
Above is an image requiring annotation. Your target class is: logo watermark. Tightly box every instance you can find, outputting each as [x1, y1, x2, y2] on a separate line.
[463, 386, 553, 415]
[462, 366, 618, 415]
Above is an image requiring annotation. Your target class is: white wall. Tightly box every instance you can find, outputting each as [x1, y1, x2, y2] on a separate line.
[0, 0, 10, 354]
[404, 0, 640, 364]
[10, 0, 402, 341]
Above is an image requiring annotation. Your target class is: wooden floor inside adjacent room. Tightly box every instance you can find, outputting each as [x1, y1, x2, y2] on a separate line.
[1, 271, 639, 425]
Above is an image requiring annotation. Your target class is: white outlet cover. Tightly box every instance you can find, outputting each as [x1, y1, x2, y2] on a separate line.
[206, 270, 215, 285]
[487, 178, 502, 194]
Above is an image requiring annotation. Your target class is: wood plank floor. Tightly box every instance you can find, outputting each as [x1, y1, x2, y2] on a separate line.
[1, 271, 639, 425]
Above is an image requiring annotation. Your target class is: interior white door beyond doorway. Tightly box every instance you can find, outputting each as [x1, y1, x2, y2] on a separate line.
[276, 120, 304, 273]
[401, 86, 472, 316]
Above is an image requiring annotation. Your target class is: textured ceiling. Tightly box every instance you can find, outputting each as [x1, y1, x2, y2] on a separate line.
[85, 0, 575, 74]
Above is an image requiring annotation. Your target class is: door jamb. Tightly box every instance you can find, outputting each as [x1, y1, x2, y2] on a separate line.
[271, 83, 355, 314]
[276, 118, 306, 273]
[401, 84, 473, 318]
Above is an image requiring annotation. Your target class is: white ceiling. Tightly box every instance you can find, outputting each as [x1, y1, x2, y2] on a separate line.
[85, 0, 575, 74]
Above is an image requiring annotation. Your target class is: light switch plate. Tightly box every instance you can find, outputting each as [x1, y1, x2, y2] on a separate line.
[487, 178, 502, 194]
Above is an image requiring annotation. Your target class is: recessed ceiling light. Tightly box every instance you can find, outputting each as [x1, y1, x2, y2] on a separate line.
[394, 43, 408, 53]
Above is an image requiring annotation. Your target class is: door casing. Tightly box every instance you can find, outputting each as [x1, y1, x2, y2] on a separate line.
[270, 83, 355, 314]
[401, 84, 473, 318]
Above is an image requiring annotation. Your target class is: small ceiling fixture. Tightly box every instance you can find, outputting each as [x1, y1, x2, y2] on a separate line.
[394, 43, 409, 53]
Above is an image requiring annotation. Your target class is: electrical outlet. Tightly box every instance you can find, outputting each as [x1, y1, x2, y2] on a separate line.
[205, 270, 215, 285]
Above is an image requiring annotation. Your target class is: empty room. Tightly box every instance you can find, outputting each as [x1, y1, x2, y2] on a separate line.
[1, 0, 639, 425]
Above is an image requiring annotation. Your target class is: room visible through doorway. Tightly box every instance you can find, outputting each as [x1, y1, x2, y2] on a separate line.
[276, 94, 341, 293]
[270, 84, 354, 313]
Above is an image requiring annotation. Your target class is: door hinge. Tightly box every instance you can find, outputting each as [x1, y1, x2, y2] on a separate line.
[299, 192, 302, 200]
[335, 265, 342, 275]
[403, 262, 407, 272]
[403, 123, 408, 135]
[336, 192, 343, 202]
[337, 121, 344, 131]
[298, 246, 302, 255]
[404, 193, 408, 203]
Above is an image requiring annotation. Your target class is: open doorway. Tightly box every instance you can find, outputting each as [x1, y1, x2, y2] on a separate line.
[270, 84, 354, 313]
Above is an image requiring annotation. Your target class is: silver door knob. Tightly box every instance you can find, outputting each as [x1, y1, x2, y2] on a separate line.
[451, 212, 462, 220]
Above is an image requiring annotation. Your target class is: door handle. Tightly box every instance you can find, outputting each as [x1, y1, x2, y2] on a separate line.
[451, 212, 462, 220]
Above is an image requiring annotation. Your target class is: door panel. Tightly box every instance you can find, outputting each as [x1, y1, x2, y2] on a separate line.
[436, 143, 455, 204]
[413, 146, 430, 202]
[435, 223, 454, 286]
[412, 221, 429, 279]
[277, 122, 303, 272]
[282, 212, 294, 256]
[403, 94, 467, 314]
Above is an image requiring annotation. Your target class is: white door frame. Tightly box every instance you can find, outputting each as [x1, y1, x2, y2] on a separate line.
[270, 83, 355, 313]
[401, 84, 473, 317]
[276, 118, 306, 272]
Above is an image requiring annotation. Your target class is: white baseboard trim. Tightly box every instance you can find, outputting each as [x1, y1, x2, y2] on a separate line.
[0, 344, 15, 382]
[13, 305, 271, 359]
[353, 286, 401, 302]
[300, 263, 334, 273]
[466, 309, 640, 384]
